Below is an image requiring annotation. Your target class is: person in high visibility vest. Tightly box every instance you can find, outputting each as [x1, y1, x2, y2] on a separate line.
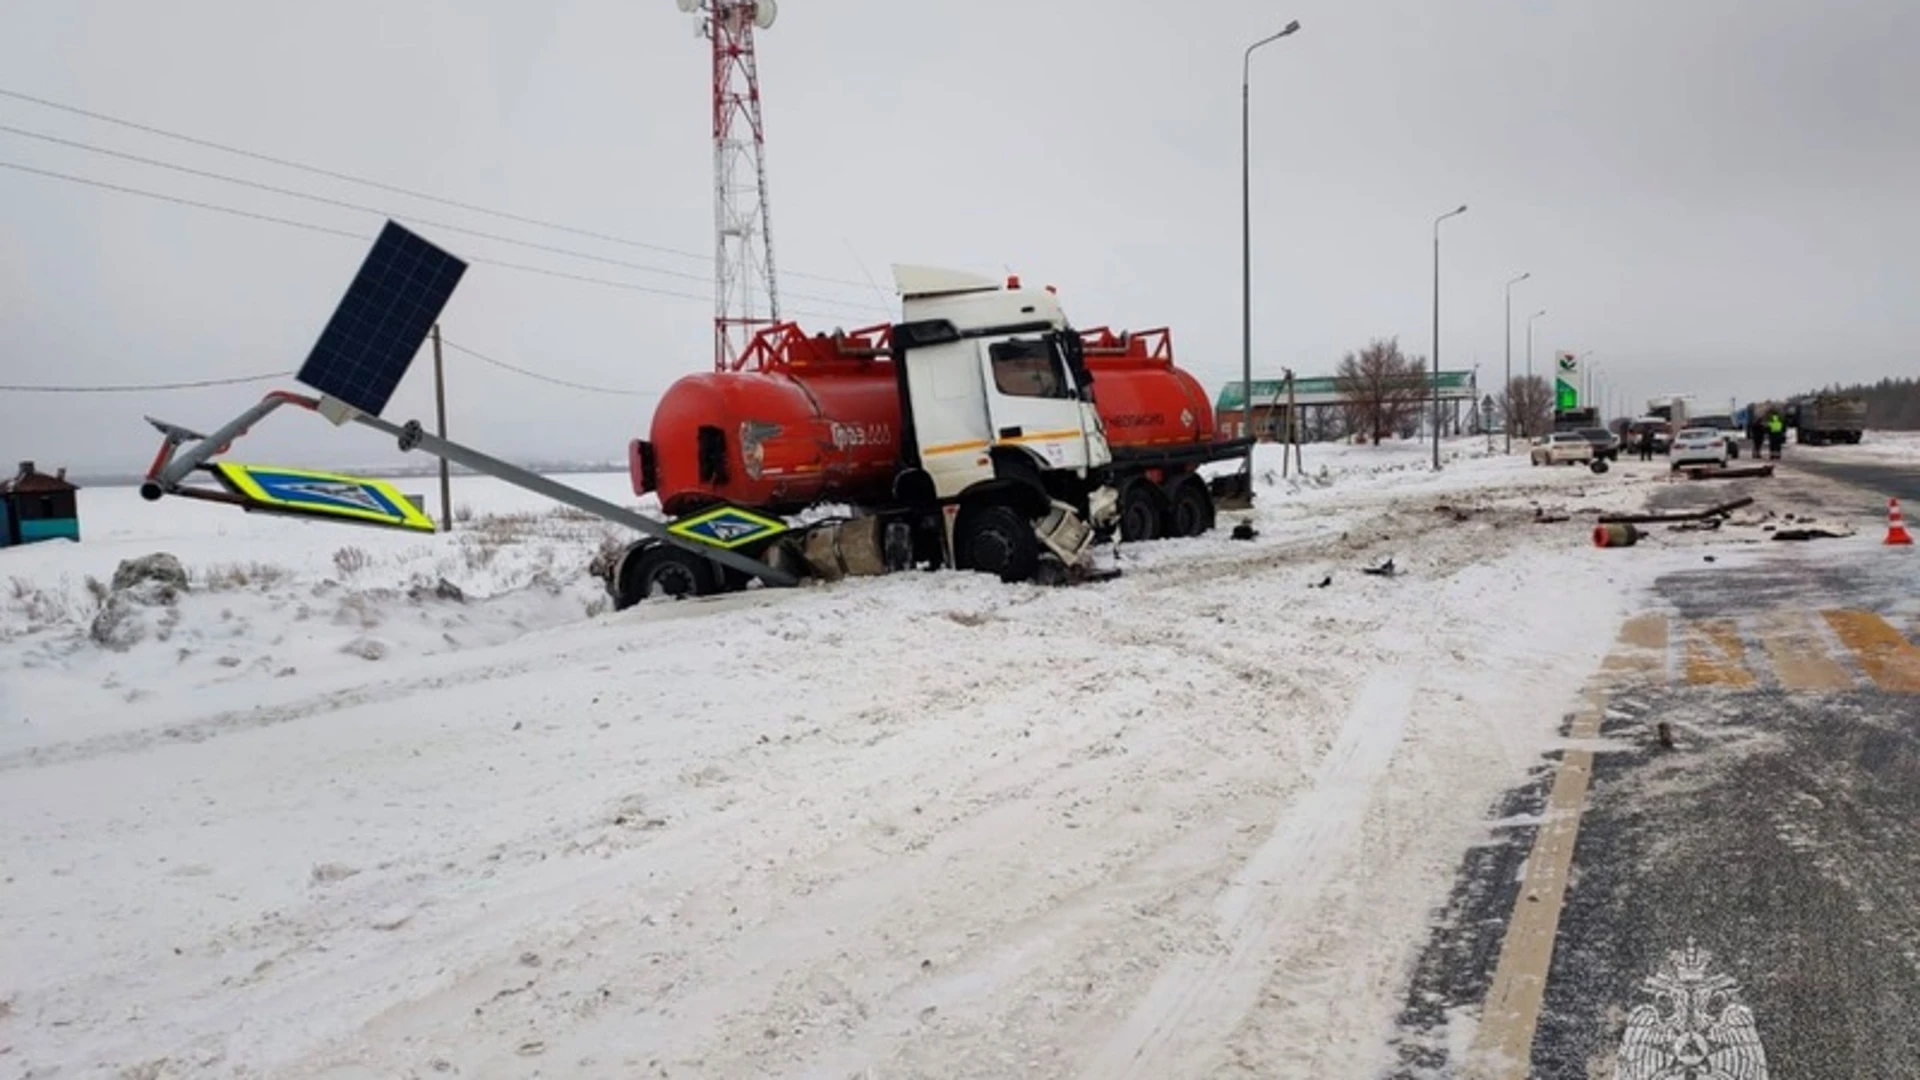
[1766, 412, 1786, 459]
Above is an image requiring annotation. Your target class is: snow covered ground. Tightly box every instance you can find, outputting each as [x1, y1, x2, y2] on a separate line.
[1, 439, 1734, 1078]
[1792, 428, 1920, 465]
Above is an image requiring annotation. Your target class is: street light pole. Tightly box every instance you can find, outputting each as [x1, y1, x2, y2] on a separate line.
[1430, 205, 1468, 469]
[1241, 18, 1301, 482]
[1503, 272, 1529, 454]
[1525, 309, 1547, 437]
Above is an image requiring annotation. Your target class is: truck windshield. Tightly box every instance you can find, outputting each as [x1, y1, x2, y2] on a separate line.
[990, 339, 1072, 400]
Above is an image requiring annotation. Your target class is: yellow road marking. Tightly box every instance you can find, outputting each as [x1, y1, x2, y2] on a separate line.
[1823, 611, 1920, 693]
[1468, 697, 1603, 1079]
[1760, 611, 1856, 691]
[1600, 614, 1669, 685]
[1683, 619, 1755, 688]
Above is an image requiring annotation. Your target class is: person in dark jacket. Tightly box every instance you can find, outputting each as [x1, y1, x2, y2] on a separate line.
[1748, 418, 1764, 459]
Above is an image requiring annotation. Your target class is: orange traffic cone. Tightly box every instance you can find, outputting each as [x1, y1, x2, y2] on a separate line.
[1886, 498, 1914, 545]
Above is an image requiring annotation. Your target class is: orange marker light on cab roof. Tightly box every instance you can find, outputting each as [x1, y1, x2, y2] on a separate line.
[1006, 274, 1021, 289]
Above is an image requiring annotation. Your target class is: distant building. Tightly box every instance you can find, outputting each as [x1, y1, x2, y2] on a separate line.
[1, 461, 81, 547]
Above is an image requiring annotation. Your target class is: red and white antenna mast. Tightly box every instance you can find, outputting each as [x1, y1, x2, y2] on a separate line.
[680, 0, 780, 371]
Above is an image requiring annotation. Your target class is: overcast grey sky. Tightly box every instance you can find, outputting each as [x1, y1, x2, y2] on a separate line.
[2, 0, 1916, 475]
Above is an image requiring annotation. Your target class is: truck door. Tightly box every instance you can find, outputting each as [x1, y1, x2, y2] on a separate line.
[903, 340, 996, 499]
[980, 336, 1097, 475]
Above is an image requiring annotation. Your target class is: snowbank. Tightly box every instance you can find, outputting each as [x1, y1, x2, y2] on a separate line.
[0, 439, 1700, 1078]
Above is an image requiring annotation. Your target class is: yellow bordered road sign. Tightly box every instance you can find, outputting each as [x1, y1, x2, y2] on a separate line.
[212, 463, 437, 533]
[667, 504, 789, 549]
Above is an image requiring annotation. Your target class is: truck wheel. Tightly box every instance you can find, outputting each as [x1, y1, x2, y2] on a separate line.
[1169, 479, 1213, 537]
[956, 503, 1040, 583]
[631, 545, 715, 601]
[1118, 482, 1162, 543]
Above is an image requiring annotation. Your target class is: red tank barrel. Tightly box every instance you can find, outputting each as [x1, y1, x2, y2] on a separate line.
[635, 322, 1229, 517]
[1078, 327, 1218, 450]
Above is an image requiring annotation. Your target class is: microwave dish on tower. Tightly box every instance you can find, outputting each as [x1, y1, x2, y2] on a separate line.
[679, 0, 781, 370]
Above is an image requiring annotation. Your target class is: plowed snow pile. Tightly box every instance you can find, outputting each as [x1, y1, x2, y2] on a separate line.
[3, 442, 1689, 1078]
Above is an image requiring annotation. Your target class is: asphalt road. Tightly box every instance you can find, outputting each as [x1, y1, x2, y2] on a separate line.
[1786, 454, 1920, 509]
[1388, 461, 1920, 1079]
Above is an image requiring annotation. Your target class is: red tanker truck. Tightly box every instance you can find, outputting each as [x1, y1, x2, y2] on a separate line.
[628, 319, 1249, 550]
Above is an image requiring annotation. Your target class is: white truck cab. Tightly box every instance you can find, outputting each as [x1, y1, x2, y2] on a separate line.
[891, 265, 1113, 500]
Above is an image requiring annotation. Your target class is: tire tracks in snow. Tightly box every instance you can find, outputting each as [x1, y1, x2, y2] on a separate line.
[1077, 668, 1418, 1079]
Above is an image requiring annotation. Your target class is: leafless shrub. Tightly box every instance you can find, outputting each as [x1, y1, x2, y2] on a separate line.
[463, 539, 500, 571]
[201, 561, 292, 592]
[332, 546, 372, 577]
[454, 503, 475, 523]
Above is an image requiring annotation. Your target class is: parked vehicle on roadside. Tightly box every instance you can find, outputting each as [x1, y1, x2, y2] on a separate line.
[1791, 393, 1867, 446]
[1669, 427, 1731, 471]
[1574, 427, 1620, 461]
[1531, 432, 1596, 466]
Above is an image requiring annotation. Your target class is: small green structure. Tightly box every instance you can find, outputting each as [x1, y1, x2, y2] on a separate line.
[1, 461, 81, 547]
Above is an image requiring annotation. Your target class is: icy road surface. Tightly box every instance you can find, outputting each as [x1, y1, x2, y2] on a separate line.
[0, 440, 1726, 1077]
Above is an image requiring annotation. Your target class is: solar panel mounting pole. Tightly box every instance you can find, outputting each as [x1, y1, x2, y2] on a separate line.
[431, 323, 452, 532]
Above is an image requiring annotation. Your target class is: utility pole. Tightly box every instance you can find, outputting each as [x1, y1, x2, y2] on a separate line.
[431, 323, 451, 532]
[1503, 272, 1529, 454]
[1287, 368, 1301, 475]
[1526, 308, 1547, 438]
[1241, 18, 1302, 483]
[1432, 205, 1468, 470]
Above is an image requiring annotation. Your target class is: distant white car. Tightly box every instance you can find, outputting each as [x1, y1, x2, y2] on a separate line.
[1670, 427, 1731, 471]
[1530, 432, 1595, 466]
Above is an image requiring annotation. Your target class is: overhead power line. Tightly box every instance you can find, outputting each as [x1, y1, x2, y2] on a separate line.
[0, 342, 657, 399]
[0, 122, 880, 317]
[0, 371, 289, 393]
[0, 158, 875, 324]
[0, 84, 870, 289]
[440, 339, 658, 398]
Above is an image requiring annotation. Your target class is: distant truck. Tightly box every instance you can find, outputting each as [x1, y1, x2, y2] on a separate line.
[1789, 393, 1867, 446]
[1552, 406, 1600, 433]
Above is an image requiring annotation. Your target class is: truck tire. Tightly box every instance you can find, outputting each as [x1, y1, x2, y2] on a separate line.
[1118, 481, 1163, 543]
[1169, 478, 1213, 538]
[629, 544, 716, 602]
[955, 503, 1040, 583]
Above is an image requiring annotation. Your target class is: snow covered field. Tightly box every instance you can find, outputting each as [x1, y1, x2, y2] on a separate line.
[0, 440, 1750, 1077]
[1794, 428, 1920, 465]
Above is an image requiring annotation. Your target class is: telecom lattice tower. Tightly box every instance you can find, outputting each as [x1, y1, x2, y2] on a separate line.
[679, 0, 781, 370]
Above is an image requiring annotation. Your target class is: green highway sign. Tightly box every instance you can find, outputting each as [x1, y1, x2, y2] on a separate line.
[1216, 370, 1477, 410]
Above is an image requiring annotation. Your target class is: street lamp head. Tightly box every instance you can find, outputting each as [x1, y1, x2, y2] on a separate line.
[1282, 19, 1301, 34]
[1454, 203, 1469, 215]
[1508, 271, 1530, 286]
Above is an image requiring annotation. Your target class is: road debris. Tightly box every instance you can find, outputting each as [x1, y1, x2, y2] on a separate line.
[1598, 496, 1754, 526]
[1594, 522, 1642, 549]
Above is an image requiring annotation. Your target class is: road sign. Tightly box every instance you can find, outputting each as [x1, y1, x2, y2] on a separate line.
[1555, 351, 1580, 410]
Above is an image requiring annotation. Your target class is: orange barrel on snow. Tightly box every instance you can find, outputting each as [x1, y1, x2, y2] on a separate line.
[1593, 522, 1641, 548]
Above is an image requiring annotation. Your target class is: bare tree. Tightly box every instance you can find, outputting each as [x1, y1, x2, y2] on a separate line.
[1335, 337, 1426, 445]
[1499, 375, 1554, 438]
[1302, 402, 1346, 443]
